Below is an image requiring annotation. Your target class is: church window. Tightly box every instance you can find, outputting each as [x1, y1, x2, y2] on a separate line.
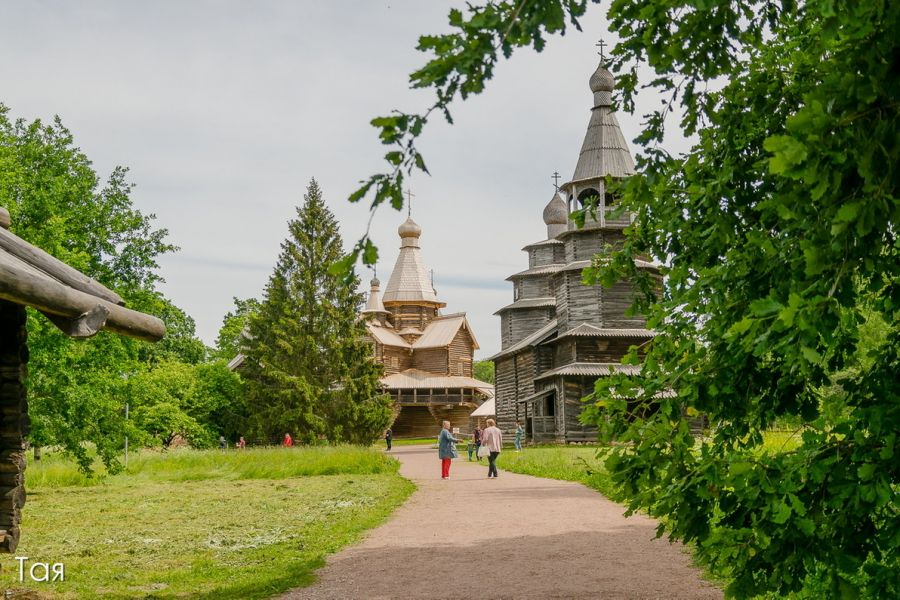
[545, 395, 555, 417]
[577, 188, 599, 206]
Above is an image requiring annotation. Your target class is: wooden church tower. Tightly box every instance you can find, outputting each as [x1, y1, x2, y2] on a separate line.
[362, 216, 493, 438]
[491, 59, 659, 442]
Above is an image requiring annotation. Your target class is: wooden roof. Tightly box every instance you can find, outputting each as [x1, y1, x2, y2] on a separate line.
[366, 322, 412, 348]
[382, 217, 444, 306]
[553, 324, 657, 340]
[0, 211, 165, 341]
[412, 314, 479, 350]
[565, 63, 635, 186]
[533, 362, 640, 381]
[381, 368, 493, 392]
[494, 297, 556, 315]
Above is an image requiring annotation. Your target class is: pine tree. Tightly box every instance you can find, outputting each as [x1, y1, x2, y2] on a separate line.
[243, 179, 392, 444]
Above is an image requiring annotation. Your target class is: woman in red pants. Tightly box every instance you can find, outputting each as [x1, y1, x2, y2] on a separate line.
[437, 420, 460, 479]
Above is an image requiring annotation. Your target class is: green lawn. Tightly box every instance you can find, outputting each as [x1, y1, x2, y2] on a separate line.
[3, 447, 414, 599]
[496, 445, 615, 497]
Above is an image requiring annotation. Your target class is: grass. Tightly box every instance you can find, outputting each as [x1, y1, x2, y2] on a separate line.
[3, 446, 415, 599]
[388, 437, 437, 447]
[495, 445, 616, 497]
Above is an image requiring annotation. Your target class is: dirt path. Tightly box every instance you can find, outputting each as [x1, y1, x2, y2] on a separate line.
[281, 445, 722, 600]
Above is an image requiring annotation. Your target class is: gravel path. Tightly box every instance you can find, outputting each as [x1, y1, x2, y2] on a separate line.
[280, 445, 722, 600]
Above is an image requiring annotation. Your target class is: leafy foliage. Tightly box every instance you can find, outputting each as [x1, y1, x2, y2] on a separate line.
[333, 0, 601, 279]
[0, 106, 228, 472]
[357, 1, 898, 597]
[213, 297, 260, 361]
[576, 2, 899, 598]
[243, 179, 392, 445]
[474, 359, 495, 384]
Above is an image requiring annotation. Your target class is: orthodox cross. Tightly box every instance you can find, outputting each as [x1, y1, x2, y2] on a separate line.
[405, 187, 415, 217]
[552, 171, 561, 191]
[596, 39, 607, 62]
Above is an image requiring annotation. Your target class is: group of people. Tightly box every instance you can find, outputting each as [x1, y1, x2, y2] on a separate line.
[439, 419, 504, 479]
[218, 435, 247, 450]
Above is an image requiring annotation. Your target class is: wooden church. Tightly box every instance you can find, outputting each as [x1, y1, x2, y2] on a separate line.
[491, 60, 660, 442]
[362, 216, 493, 438]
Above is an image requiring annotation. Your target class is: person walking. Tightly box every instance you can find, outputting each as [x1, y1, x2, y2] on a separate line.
[473, 425, 483, 462]
[481, 418, 503, 478]
[237, 436, 246, 450]
[283, 433, 293, 447]
[514, 420, 525, 452]
[384, 428, 393, 451]
[438, 420, 459, 479]
[218, 435, 227, 452]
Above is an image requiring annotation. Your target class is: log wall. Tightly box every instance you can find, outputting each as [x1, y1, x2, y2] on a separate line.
[413, 348, 448, 374]
[601, 281, 647, 328]
[0, 300, 27, 553]
[494, 357, 517, 433]
[506, 307, 553, 347]
[448, 330, 473, 377]
[383, 345, 413, 374]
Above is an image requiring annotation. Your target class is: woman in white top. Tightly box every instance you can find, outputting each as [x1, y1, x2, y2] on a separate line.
[480, 418, 503, 478]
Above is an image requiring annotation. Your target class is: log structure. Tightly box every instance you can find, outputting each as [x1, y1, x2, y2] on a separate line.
[362, 217, 493, 438]
[0, 208, 165, 552]
[491, 60, 660, 443]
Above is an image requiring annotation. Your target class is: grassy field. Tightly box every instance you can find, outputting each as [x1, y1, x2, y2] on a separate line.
[2, 447, 414, 599]
[495, 445, 615, 497]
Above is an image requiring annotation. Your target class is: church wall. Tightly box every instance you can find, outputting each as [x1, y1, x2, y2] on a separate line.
[413, 347, 449, 374]
[575, 337, 644, 363]
[554, 339, 577, 367]
[507, 307, 553, 346]
[494, 357, 517, 432]
[519, 276, 552, 298]
[529, 246, 558, 267]
[448, 330, 474, 377]
[553, 271, 570, 331]
[567, 274, 603, 326]
[383, 346, 413, 374]
[601, 281, 647, 328]
[562, 376, 600, 442]
[387, 304, 438, 330]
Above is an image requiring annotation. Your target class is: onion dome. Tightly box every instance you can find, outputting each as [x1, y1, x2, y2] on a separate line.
[589, 64, 615, 94]
[542, 191, 568, 225]
[398, 217, 422, 239]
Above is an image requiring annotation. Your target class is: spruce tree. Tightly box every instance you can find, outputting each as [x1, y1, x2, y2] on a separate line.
[243, 179, 392, 444]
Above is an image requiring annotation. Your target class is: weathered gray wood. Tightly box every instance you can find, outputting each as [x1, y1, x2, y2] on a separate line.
[0, 228, 123, 305]
[0, 208, 9, 230]
[0, 254, 164, 342]
[41, 303, 111, 338]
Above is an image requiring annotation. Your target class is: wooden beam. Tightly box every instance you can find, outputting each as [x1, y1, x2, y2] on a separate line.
[0, 255, 164, 342]
[0, 227, 123, 305]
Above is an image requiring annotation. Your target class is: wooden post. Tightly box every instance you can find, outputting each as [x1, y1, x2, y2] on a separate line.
[0, 299, 28, 553]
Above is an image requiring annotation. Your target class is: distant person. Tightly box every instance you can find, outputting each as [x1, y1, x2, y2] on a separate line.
[283, 433, 293, 448]
[218, 435, 226, 452]
[473, 426, 483, 461]
[438, 420, 460, 480]
[481, 418, 503, 478]
[514, 421, 525, 452]
[385, 428, 393, 451]
[237, 436, 246, 450]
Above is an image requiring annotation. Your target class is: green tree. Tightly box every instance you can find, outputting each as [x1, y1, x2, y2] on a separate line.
[474, 360, 494, 384]
[213, 297, 260, 361]
[0, 107, 225, 471]
[346, 2, 898, 597]
[244, 179, 391, 445]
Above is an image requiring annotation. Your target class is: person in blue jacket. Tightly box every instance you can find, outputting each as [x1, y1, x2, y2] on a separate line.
[438, 420, 460, 480]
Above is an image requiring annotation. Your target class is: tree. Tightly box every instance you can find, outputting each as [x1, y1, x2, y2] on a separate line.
[0, 106, 192, 472]
[474, 360, 494, 384]
[346, 2, 898, 597]
[213, 297, 260, 361]
[243, 179, 392, 445]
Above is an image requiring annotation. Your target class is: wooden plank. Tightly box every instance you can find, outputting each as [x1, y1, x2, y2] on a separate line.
[0, 227, 123, 305]
[0, 255, 164, 341]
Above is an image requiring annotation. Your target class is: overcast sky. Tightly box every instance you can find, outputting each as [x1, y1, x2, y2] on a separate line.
[0, 1, 688, 358]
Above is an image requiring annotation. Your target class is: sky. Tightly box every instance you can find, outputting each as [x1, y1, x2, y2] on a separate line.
[0, 1, 688, 359]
